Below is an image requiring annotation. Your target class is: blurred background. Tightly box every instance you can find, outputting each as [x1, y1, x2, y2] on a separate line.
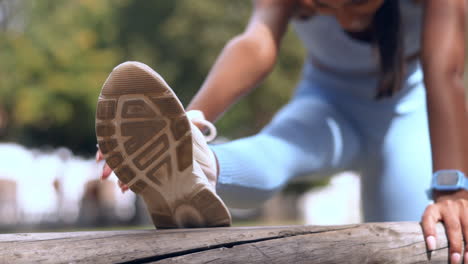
[0, 0, 464, 232]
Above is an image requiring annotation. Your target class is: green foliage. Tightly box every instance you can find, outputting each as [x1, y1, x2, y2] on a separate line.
[0, 0, 305, 154]
[0, 0, 121, 153]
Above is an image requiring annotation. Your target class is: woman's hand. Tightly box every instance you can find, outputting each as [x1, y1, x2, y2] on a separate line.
[422, 190, 468, 264]
[96, 149, 129, 192]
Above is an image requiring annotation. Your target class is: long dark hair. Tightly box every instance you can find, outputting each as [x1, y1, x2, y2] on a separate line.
[373, 0, 404, 99]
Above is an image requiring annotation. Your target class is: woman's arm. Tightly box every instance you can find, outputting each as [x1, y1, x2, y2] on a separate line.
[422, 0, 468, 176]
[186, 0, 297, 122]
[420, 0, 468, 262]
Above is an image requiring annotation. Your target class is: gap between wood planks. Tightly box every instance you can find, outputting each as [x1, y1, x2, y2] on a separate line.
[118, 225, 359, 264]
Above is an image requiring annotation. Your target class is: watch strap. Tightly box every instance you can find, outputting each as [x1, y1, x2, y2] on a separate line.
[427, 170, 467, 200]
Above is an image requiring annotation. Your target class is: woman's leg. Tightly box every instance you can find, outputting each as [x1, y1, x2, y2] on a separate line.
[212, 96, 361, 209]
[358, 81, 432, 222]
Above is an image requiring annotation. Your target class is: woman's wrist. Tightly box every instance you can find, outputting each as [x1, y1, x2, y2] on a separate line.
[433, 189, 468, 203]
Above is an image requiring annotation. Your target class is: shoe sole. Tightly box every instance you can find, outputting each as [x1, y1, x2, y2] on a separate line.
[95, 61, 231, 228]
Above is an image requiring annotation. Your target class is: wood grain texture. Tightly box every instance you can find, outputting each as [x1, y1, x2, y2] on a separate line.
[0, 222, 449, 263]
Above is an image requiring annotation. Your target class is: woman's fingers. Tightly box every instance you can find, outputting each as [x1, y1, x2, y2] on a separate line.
[422, 199, 468, 264]
[117, 180, 129, 193]
[96, 149, 104, 161]
[96, 148, 114, 180]
[461, 203, 468, 263]
[421, 203, 441, 251]
[101, 163, 113, 180]
[441, 201, 463, 264]
[97, 147, 128, 192]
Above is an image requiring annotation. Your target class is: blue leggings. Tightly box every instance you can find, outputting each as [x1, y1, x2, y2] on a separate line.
[211, 63, 432, 222]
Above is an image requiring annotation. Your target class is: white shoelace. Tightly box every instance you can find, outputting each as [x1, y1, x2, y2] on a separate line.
[186, 110, 217, 142]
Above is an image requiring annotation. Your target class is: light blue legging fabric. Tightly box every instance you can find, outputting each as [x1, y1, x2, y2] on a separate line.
[211, 62, 432, 222]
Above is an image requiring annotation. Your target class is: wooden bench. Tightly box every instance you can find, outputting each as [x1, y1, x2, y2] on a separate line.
[0, 222, 448, 263]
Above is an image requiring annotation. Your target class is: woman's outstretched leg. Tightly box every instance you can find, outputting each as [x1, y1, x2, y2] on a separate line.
[96, 62, 361, 226]
[213, 96, 362, 209]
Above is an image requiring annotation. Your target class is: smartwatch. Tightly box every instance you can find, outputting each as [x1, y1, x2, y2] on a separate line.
[427, 170, 468, 200]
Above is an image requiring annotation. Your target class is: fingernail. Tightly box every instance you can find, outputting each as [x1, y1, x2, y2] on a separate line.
[451, 253, 461, 264]
[426, 236, 436, 251]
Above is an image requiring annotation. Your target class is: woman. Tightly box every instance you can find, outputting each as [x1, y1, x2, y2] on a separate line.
[95, 0, 468, 262]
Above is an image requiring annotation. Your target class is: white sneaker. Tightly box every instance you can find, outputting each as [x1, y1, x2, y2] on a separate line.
[186, 110, 219, 188]
[95, 61, 231, 228]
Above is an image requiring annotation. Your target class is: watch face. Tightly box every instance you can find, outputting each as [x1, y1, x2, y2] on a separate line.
[437, 171, 459, 186]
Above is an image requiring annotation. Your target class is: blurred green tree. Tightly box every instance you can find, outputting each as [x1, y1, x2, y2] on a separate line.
[0, 0, 305, 155]
[0, 0, 121, 153]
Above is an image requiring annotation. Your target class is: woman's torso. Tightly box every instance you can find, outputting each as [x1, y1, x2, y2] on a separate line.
[293, 0, 423, 75]
[292, 0, 425, 108]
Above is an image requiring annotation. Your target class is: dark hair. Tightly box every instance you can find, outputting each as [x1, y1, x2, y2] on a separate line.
[373, 0, 404, 99]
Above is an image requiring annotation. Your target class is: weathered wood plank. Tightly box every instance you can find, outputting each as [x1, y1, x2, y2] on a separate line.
[156, 222, 449, 264]
[0, 222, 448, 263]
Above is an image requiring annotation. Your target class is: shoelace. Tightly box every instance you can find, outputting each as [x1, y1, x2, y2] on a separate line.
[186, 110, 217, 142]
